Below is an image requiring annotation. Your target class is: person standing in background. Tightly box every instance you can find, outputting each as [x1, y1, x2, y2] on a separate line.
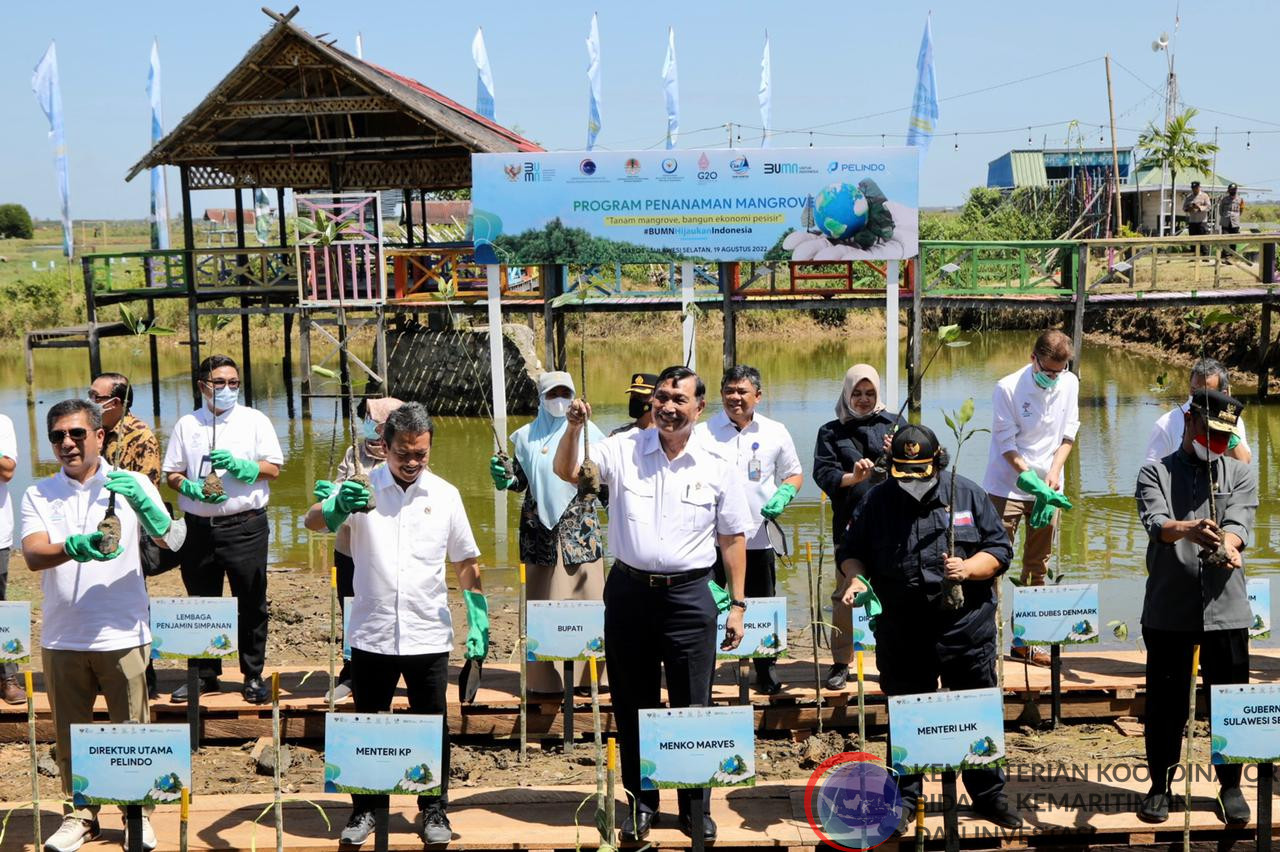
[0, 410, 18, 705]
[610, 372, 658, 436]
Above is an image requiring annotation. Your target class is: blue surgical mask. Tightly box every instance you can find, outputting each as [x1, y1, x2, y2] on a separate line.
[1032, 369, 1058, 391]
[362, 418, 380, 440]
[212, 387, 238, 411]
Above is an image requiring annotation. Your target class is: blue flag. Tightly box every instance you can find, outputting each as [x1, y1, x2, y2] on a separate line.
[906, 16, 939, 151]
[662, 27, 679, 150]
[585, 13, 602, 150]
[32, 42, 72, 258]
[472, 27, 495, 121]
[148, 40, 170, 250]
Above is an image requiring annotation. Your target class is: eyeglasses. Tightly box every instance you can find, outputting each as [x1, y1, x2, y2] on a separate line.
[49, 428, 89, 443]
[202, 379, 241, 390]
[1035, 357, 1067, 378]
[87, 392, 115, 404]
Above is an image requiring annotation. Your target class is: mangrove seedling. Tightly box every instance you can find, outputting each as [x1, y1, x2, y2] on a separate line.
[940, 397, 989, 611]
[202, 409, 225, 500]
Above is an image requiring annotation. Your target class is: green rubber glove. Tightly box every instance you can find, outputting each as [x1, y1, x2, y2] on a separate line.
[760, 482, 798, 520]
[312, 480, 335, 501]
[1017, 470, 1072, 529]
[104, 471, 171, 537]
[321, 480, 371, 532]
[64, 532, 122, 563]
[707, 579, 731, 613]
[463, 590, 490, 660]
[210, 449, 259, 484]
[177, 478, 229, 505]
[489, 455, 514, 490]
[851, 575, 883, 633]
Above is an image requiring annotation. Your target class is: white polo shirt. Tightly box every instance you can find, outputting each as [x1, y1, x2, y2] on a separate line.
[163, 403, 284, 516]
[344, 465, 481, 656]
[1145, 399, 1250, 464]
[982, 364, 1081, 500]
[0, 414, 16, 549]
[592, 426, 753, 573]
[694, 409, 802, 549]
[20, 461, 154, 652]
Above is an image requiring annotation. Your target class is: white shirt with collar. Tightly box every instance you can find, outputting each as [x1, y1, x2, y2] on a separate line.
[344, 465, 481, 656]
[982, 364, 1081, 500]
[592, 426, 753, 573]
[694, 409, 802, 549]
[1144, 398, 1249, 464]
[0, 414, 16, 549]
[162, 403, 284, 517]
[20, 461, 155, 652]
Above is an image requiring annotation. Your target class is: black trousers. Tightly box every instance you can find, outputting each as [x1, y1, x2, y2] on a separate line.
[350, 647, 450, 813]
[604, 565, 717, 817]
[1142, 626, 1249, 792]
[179, 511, 269, 679]
[713, 546, 777, 680]
[877, 629, 1005, 809]
[334, 550, 355, 684]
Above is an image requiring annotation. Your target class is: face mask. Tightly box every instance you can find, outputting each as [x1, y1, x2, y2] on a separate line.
[362, 418, 380, 441]
[212, 387, 238, 411]
[544, 397, 572, 419]
[1193, 433, 1230, 460]
[895, 476, 938, 502]
[1032, 368, 1058, 391]
[629, 396, 651, 420]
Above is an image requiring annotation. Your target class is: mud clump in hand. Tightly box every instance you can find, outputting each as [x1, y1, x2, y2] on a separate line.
[577, 459, 602, 498]
[1201, 545, 1232, 570]
[348, 471, 376, 513]
[202, 473, 225, 500]
[95, 513, 122, 554]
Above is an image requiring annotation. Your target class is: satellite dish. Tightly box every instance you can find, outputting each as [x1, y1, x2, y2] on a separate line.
[1158, 32, 1170, 46]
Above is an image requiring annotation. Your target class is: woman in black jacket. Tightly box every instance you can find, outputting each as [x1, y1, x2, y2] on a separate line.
[812, 364, 905, 687]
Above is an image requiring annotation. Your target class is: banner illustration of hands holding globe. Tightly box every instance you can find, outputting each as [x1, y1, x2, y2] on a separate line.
[471, 147, 918, 265]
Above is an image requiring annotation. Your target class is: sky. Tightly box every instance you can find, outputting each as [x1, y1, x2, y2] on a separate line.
[5, 0, 1279, 220]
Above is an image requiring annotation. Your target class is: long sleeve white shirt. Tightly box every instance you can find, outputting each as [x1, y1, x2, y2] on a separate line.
[982, 364, 1080, 500]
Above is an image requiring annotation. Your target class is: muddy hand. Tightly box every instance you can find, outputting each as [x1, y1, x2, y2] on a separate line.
[567, 398, 592, 426]
[840, 575, 869, 607]
[942, 552, 968, 582]
[1185, 518, 1222, 549]
[720, 608, 745, 651]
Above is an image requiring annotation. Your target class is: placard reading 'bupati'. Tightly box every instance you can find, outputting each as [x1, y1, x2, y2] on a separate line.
[324, 713, 444, 796]
[639, 706, 755, 790]
[71, 724, 190, 807]
[1211, 684, 1280, 764]
[150, 597, 238, 660]
[1010, 583, 1100, 646]
[0, 601, 31, 665]
[715, 596, 787, 660]
[472, 147, 919, 264]
[526, 600, 605, 661]
[888, 688, 1006, 775]
[1247, 578, 1271, 639]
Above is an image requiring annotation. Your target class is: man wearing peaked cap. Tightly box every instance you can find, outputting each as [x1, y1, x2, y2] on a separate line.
[611, 372, 658, 436]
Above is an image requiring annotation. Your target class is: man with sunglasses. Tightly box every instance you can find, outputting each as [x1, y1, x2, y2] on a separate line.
[981, 330, 1079, 667]
[162, 355, 283, 704]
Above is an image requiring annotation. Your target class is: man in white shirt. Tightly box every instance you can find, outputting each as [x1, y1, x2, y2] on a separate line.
[305, 402, 487, 848]
[982, 330, 1080, 667]
[0, 411, 20, 705]
[1144, 358, 1251, 465]
[22, 398, 182, 852]
[163, 355, 283, 705]
[694, 365, 802, 695]
[555, 365, 751, 843]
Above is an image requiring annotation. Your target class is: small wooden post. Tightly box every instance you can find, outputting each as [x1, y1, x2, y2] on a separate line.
[1071, 243, 1087, 376]
[540, 264, 556, 368]
[1260, 302, 1272, 401]
[562, 661, 574, 751]
[235, 189, 255, 408]
[299, 311, 313, 419]
[26, 671, 41, 851]
[721, 261, 737, 370]
[283, 310, 295, 419]
[186, 661, 200, 752]
[146, 297, 161, 420]
[1050, 644, 1062, 728]
[909, 265, 923, 412]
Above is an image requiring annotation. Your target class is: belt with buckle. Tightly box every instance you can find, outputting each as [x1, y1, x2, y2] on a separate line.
[188, 507, 266, 528]
[616, 561, 710, 588]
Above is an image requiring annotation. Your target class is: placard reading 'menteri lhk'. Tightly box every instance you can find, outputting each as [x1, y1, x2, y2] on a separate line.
[150, 597, 238, 660]
[888, 688, 1006, 775]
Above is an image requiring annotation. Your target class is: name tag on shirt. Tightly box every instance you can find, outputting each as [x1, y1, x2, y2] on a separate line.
[954, 511, 975, 527]
[684, 482, 710, 502]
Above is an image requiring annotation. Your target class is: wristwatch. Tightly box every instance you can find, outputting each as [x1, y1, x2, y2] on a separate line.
[729, 599, 748, 610]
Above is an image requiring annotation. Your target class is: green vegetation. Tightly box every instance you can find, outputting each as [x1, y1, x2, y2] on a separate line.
[0, 205, 34, 239]
[492, 218, 704, 265]
[1137, 107, 1219, 202]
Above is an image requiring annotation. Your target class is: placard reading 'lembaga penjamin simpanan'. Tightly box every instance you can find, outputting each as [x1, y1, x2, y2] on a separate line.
[324, 713, 444, 796]
[1010, 583, 1100, 646]
[526, 600, 605, 661]
[0, 601, 31, 665]
[1211, 684, 1280, 764]
[715, 596, 787, 660]
[150, 597, 238, 660]
[1247, 578, 1271, 639]
[888, 688, 1007, 775]
[71, 724, 190, 807]
[638, 706, 755, 790]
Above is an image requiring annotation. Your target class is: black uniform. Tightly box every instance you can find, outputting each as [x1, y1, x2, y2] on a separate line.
[813, 412, 905, 540]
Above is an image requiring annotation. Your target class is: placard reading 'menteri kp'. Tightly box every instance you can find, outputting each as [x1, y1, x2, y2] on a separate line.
[150, 597, 237, 660]
[639, 706, 755, 790]
[888, 688, 1006, 775]
[1010, 583, 1100, 646]
[0, 601, 31, 665]
[324, 713, 444, 796]
[715, 596, 787, 660]
[1211, 684, 1280, 764]
[526, 600, 605, 661]
[71, 724, 190, 806]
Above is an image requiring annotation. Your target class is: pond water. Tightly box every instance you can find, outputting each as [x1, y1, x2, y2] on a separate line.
[7, 328, 1278, 650]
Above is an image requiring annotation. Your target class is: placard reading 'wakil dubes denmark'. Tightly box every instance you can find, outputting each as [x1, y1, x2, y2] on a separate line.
[150, 597, 238, 660]
[639, 706, 755, 790]
[0, 601, 31, 665]
[1010, 584, 1100, 646]
[71, 724, 190, 807]
[888, 688, 1006, 775]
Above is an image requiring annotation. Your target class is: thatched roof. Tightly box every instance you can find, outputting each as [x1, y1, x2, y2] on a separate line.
[126, 6, 541, 191]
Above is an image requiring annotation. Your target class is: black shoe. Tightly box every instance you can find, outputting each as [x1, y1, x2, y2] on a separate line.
[1137, 791, 1170, 824]
[825, 663, 849, 690]
[242, 676, 269, 705]
[678, 812, 717, 840]
[170, 677, 220, 703]
[972, 796, 1024, 830]
[620, 809, 654, 841]
[895, 798, 918, 836]
[755, 670, 782, 696]
[1217, 786, 1251, 826]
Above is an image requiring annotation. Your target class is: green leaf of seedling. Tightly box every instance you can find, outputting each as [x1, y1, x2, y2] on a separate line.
[1201, 309, 1245, 327]
[1107, 620, 1129, 641]
[958, 397, 975, 428]
[938, 324, 962, 343]
[945, 340, 971, 348]
[1008, 576, 1024, 587]
[311, 365, 338, 379]
[942, 412, 957, 435]
[146, 325, 176, 336]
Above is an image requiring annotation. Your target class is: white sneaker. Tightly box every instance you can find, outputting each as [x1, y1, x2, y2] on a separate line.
[43, 816, 100, 852]
[326, 681, 352, 703]
[123, 815, 158, 852]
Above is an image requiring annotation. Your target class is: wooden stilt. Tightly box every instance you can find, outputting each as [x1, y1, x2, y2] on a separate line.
[1260, 302, 1272, 400]
[147, 298, 161, 420]
[540, 265, 556, 369]
[909, 269, 923, 413]
[1071, 244, 1087, 375]
[721, 262, 737, 371]
[283, 311, 295, 419]
[299, 311, 313, 419]
[235, 189, 254, 407]
[180, 166, 202, 408]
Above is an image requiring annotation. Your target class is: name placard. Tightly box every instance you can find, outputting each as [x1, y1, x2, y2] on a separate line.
[1211, 684, 1280, 764]
[715, 596, 787, 660]
[1247, 578, 1271, 639]
[0, 601, 31, 665]
[835, 601, 875, 651]
[150, 597, 237, 660]
[324, 713, 444, 796]
[526, 600, 605, 661]
[71, 724, 191, 806]
[887, 688, 1006, 775]
[638, 706, 755, 790]
[1010, 584, 1100, 646]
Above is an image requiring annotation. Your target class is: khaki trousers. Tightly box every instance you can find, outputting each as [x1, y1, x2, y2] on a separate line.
[989, 495, 1056, 585]
[43, 644, 151, 819]
[526, 552, 607, 693]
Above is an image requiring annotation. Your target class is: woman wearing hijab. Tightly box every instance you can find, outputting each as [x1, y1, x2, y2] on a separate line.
[812, 364, 905, 689]
[491, 371, 606, 693]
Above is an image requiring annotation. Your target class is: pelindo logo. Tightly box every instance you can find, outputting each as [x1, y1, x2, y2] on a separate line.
[730, 156, 749, 174]
[661, 158, 678, 174]
[579, 158, 597, 176]
[804, 752, 902, 850]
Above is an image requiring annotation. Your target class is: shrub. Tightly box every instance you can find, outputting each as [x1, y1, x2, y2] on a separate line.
[0, 204, 34, 239]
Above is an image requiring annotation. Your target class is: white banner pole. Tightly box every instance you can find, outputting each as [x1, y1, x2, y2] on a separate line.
[681, 262, 696, 372]
[884, 261, 900, 413]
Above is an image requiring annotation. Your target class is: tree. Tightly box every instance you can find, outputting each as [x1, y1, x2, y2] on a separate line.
[1137, 108, 1219, 233]
[0, 204, 34, 239]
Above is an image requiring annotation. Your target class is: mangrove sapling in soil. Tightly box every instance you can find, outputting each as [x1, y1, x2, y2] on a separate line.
[940, 397, 989, 612]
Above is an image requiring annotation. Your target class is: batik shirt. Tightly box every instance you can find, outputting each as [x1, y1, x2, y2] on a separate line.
[103, 413, 163, 487]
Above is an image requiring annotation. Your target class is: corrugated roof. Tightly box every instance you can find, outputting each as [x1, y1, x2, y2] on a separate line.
[1132, 162, 1236, 190]
[1010, 151, 1048, 188]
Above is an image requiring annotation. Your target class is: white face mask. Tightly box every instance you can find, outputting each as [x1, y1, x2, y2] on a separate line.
[544, 397, 572, 419]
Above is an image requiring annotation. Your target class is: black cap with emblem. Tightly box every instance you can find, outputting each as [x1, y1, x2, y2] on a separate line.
[890, 424, 941, 499]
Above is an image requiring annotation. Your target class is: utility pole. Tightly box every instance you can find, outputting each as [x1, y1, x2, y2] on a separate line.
[1104, 55, 1124, 235]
